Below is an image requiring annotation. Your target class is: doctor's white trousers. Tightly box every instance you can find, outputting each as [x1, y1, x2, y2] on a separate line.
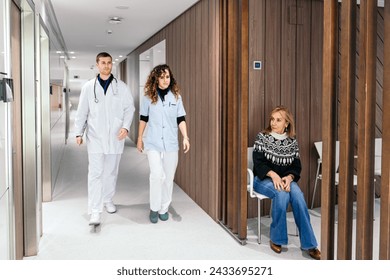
[88, 153, 121, 214]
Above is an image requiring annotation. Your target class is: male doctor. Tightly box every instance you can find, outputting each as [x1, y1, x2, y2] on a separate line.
[75, 52, 135, 226]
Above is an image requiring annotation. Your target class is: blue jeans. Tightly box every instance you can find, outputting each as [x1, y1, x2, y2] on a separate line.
[253, 176, 318, 250]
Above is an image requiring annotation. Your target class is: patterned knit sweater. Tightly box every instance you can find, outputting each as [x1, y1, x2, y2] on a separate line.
[253, 132, 302, 182]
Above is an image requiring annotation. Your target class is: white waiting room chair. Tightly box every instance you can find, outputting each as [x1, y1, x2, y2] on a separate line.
[310, 141, 358, 209]
[247, 147, 298, 243]
[373, 138, 382, 199]
[247, 147, 271, 244]
[374, 138, 382, 178]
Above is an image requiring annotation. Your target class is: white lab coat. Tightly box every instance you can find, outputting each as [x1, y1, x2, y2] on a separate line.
[74, 77, 135, 154]
[75, 77, 135, 214]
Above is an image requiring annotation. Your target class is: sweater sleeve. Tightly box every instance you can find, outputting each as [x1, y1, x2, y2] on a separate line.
[281, 157, 302, 182]
[253, 148, 272, 180]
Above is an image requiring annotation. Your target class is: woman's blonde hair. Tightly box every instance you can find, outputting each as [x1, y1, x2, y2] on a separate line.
[144, 64, 180, 104]
[263, 106, 296, 138]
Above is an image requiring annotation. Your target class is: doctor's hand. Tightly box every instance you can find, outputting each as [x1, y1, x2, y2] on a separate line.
[182, 138, 190, 153]
[117, 128, 128, 140]
[76, 136, 83, 146]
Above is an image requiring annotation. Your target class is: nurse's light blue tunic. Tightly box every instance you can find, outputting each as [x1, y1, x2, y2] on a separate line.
[140, 91, 186, 152]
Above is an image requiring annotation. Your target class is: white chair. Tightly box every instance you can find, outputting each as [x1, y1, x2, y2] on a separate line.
[247, 147, 271, 244]
[310, 141, 358, 209]
[374, 138, 382, 199]
[247, 147, 298, 243]
[374, 138, 382, 177]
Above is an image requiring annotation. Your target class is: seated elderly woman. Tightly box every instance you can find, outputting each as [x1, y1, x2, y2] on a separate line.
[252, 106, 321, 260]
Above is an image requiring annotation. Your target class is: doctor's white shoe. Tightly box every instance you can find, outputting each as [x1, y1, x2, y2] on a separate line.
[89, 212, 100, 226]
[104, 202, 117, 214]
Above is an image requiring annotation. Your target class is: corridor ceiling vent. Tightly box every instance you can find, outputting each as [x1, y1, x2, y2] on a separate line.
[108, 16, 123, 25]
[115, 6, 129, 10]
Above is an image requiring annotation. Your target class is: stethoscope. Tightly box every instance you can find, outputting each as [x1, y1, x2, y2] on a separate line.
[93, 75, 118, 103]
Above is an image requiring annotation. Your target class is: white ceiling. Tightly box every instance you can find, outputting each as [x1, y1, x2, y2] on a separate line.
[49, 0, 198, 74]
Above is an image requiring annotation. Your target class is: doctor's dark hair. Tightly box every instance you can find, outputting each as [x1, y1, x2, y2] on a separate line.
[144, 64, 180, 104]
[263, 106, 296, 138]
[96, 52, 112, 63]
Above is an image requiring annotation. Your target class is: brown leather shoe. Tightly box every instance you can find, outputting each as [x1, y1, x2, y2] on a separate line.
[270, 241, 282, 254]
[308, 248, 321, 260]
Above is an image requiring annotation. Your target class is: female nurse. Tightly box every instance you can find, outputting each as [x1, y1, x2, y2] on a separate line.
[137, 64, 190, 223]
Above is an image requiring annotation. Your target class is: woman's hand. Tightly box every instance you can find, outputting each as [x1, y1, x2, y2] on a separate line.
[281, 175, 293, 192]
[268, 171, 284, 191]
[182, 138, 190, 153]
[137, 137, 143, 153]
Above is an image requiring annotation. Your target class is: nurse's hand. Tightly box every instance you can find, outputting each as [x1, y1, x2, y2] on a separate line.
[137, 137, 143, 153]
[117, 128, 128, 140]
[183, 138, 190, 153]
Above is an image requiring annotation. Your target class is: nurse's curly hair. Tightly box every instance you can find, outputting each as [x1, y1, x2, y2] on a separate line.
[144, 64, 180, 104]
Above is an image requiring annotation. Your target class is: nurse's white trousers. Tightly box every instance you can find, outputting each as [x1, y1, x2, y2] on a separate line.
[147, 150, 178, 214]
[88, 153, 121, 214]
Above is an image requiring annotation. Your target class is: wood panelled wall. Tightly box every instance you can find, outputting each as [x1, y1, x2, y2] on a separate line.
[322, 1, 390, 260]
[314, 5, 386, 209]
[248, 0, 324, 216]
[126, 0, 222, 220]
[380, 0, 390, 260]
[219, 0, 249, 242]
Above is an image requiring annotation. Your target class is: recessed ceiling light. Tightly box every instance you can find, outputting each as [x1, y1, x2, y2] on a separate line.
[116, 6, 129, 10]
[108, 16, 123, 24]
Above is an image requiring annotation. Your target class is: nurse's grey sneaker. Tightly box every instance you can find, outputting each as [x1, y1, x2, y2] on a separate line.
[104, 202, 117, 214]
[89, 212, 100, 226]
[159, 212, 169, 221]
[149, 210, 158, 223]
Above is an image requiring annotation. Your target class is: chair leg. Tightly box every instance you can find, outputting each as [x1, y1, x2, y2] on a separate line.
[257, 199, 263, 244]
[311, 164, 321, 209]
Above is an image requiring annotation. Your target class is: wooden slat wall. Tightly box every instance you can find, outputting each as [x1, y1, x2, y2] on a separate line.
[337, 0, 356, 260]
[309, 5, 386, 209]
[309, 0, 324, 210]
[322, 1, 389, 260]
[219, 0, 249, 241]
[356, 0, 377, 260]
[379, 1, 390, 260]
[321, 0, 338, 260]
[248, 0, 324, 216]
[126, 0, 221, 220]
